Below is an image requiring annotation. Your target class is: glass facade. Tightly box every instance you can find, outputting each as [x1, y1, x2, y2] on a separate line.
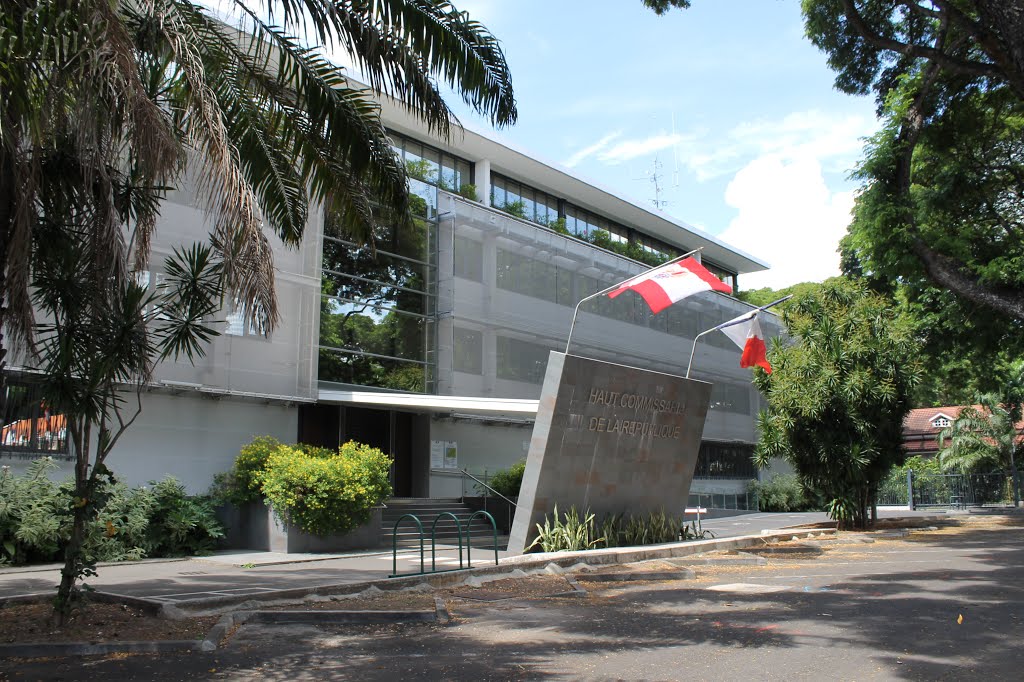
[438, 194, 780, 446]
[390, 130, 473, 195]
[318, 203, 437, 392]
[693, 442, 758, 479]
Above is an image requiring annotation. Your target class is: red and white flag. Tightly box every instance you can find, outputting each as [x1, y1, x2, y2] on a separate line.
[718, 311, 772, 373]
[606, 257, 731, 314]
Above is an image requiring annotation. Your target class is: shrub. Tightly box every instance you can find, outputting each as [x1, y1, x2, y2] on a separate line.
[258, 441, 392, 537]
[528, 505, 603, 552]
[144, 478, 224, 556]
[217, 435, 285, 505]
[0, 460, 222, 566]
[749, 474, 818, 512]
[0, 458, 65, 565]
[599, 509, 685, 548]
[487, 460, 526, 499]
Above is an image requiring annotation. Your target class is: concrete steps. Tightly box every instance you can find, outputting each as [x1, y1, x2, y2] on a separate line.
[381, 498, 506, 549]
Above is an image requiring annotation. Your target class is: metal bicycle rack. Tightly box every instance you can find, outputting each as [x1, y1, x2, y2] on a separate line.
[390, 510, 499, 578]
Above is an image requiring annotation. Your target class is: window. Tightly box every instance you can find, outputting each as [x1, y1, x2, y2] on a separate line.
[694, 442, 757, 479]
[496, 336, 551, 384]
[453, 328, 483, 374]
[454, 237, 484, 282]
[2, 381, 70, 456]
[932, 416, 951, 428]
[389, 130, 474, 193]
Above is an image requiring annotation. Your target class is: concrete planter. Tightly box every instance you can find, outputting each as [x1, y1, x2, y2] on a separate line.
[216, 502, 383, 553]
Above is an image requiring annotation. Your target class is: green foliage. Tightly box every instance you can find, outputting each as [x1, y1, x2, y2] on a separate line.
[143, 478, 224, 556]
[0, 459, 64, 565]
[405, 159, 438, 184]
[257, 441, 392, 537]
[487, 460, 526, 499]
[0, 460, 222, 566]
[600, 509, 681, 548]
[528, 505, 603, 553]
[754, 278, 921, 529]
[497, 200, 528, 219]
[748, 474, 820, 513]
[737, 283, 821, 309]
[938, 395, 1021, 475]
[528, 507, 706, 552]
[457, 184, 479, 202]
[217, 436, 285, 505]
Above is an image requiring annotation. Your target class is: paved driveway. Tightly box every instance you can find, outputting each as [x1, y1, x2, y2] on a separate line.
[4, 515, 1023, 681]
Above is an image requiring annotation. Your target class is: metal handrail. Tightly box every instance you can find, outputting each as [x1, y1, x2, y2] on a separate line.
[459, 468, 517, 508]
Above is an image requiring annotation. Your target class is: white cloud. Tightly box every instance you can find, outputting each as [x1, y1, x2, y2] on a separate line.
[718, 154, 854, 290]
[563, 131, 622, 168]
[598, 132, 687, 164]
[686, 110, 875, 182]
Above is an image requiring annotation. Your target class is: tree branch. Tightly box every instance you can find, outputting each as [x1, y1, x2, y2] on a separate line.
[839, 0, 1001, 80]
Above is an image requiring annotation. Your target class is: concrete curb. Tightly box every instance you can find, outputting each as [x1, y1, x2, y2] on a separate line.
[244, 608, 439, 624]
[575, 568, 695, 582]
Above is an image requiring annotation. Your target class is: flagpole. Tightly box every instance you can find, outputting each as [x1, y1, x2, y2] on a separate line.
[685, 295, 792, 379]
[564, 248, 703, 355]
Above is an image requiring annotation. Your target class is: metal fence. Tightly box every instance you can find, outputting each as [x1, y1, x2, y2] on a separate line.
[878, 471, 1017, 509]
[687, 491, 758, 511]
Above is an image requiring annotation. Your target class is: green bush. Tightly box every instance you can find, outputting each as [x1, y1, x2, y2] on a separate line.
[0, 459, 222, 566]
[213, 435, 284, 505]
[487, 460, 525, 499]
[749, 474, 819, 512]
[258, 441, 392, 537]
[0, 458, 65, 565]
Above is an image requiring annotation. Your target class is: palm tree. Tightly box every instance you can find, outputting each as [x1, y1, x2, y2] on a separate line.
[938, 395, 1021, 474]
[1, 0, 516, 621]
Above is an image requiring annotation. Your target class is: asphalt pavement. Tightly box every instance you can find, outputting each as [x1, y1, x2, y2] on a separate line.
[4, 513, 1023, 680]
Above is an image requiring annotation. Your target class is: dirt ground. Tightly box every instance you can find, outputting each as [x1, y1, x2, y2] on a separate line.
[5, 516, 1018, 649]
[0, 602, 218, 644]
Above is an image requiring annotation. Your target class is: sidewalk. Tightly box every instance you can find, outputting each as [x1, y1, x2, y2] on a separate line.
[0, 509, 961, 611]
[0, 544, 509, 606]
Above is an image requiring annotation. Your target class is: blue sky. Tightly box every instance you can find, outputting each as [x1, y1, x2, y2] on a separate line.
[438, 0, 880, 289]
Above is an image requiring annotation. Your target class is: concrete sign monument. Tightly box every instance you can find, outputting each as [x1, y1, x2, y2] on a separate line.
[508, 352, 713, 554]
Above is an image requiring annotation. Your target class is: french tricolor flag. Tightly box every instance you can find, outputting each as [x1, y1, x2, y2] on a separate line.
[606, 257, 732, 314]
[717, 310, 772, 373]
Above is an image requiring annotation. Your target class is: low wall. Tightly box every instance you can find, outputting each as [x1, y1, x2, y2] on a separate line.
[217, 503, 383, 553]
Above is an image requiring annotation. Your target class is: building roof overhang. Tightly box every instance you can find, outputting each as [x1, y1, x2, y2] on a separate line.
[318, 388, 540, 416]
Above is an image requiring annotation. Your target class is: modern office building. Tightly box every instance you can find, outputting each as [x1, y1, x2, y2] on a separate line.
[2, 85, 781, 510]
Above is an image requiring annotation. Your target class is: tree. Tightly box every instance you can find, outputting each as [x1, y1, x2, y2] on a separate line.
[803, 0, 1024, 321]
[754, 278, 921, 529]
[1, 0, 516, 621]
[937, 394, 1021, 476]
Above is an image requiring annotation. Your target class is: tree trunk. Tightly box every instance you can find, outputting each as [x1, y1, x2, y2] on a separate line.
[54, 422, 92, 625]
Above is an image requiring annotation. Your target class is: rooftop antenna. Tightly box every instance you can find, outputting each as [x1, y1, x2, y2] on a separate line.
[637, 155, 670, 210]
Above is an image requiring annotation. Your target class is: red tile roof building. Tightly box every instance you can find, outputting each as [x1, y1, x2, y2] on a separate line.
[903, 406, 1024, 458]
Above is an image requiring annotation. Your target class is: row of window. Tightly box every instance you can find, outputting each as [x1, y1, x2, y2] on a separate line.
[387, 130, 729, 281]
[390, 131, 472, 195]
[451, 328, 754, 415]
[459, 241, 743, 350]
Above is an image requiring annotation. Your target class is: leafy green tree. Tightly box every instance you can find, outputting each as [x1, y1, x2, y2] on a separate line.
[938, 394, 1022, 477]
[736, 282, 822, 308]
[754, 278, 921, 529]
[1, 0, 516, 621]
[803, 1, 1024, 320]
